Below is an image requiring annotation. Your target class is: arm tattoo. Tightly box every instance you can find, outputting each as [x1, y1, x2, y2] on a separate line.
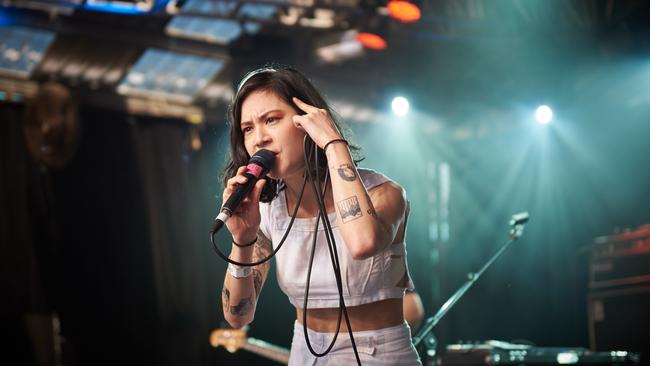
[337, 196, 363, 223]
[230, 297, 253, 316]
[253, 235, 272, 265]
[366, 191, 392, 236]
[221, 233, 271, 319]
[252, 269, 263, 296]
[365, 194, 378, 220]
[336, 163, 357, 182]
[251, 232, 272, 297]
[222, 287, 230, 312]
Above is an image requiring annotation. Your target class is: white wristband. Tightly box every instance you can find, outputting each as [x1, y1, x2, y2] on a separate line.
[227, 263, 252, 278]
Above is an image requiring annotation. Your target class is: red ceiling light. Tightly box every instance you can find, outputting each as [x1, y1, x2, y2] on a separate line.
[387, 0, 421, 23]
[356, 32, 387, 50]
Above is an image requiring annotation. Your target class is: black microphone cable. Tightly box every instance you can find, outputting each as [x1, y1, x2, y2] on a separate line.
[300, 135, 362, 365]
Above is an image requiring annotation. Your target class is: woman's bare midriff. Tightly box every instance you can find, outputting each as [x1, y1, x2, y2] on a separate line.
[296, 298, 403, 332]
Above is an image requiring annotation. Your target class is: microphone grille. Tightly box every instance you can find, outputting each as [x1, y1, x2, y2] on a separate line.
[250, 149, 276, 171]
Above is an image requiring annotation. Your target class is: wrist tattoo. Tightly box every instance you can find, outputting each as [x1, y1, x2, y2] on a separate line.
[336, 163, 357, 182]
[337, 196, 363, 223]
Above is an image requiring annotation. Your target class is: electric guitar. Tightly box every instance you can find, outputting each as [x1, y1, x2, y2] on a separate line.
[210, 327, 290, 365]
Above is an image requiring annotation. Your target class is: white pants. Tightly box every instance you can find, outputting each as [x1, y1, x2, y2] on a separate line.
[288, 320, 422, 366]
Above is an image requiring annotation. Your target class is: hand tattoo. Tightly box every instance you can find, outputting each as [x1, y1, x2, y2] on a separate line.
[337, 196, 363, 223]
[337, 163, 357, 182]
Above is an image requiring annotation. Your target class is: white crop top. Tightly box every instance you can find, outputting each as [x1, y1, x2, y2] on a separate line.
[258, 168, 415, 309]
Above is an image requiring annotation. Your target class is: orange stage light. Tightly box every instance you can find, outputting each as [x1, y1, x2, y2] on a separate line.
[356, 32, 387, 50]
[387, 0, 421, 23]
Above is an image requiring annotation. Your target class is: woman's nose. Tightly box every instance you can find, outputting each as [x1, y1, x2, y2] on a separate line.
[254, 127, 271, 148]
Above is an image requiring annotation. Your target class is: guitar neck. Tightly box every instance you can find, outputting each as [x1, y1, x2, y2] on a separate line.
[242, 337, 290, 365]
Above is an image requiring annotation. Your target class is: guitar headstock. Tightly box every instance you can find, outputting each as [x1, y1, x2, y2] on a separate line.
[209, 327, 248, 353]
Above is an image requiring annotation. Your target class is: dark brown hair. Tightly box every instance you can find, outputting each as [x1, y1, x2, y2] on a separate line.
[221, 66, 362, 203]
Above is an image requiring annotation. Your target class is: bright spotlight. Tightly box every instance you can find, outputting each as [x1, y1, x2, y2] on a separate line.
[392, 96, 409, 116]
[535, 105, 553, 124]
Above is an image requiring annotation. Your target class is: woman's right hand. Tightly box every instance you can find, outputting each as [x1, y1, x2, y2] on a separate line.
[222, 165, 267, 243]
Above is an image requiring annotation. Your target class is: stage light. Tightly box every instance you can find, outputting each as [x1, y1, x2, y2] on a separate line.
[166, 16, 242, 45]
[356, 9, 390, 50]
[535, 105, 553, 124]
[0, 8, 14, 26]
[84, 0, 154, 14]
[391, 96, 409, 116]
[387, 1, 421, 23]
[316, 30, 364, 64]
[118, 49, 225, 103]
[356, 32, 387, 50]
[0, 26, 55, 79]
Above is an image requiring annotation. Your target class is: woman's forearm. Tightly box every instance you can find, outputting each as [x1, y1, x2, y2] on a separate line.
[221, 233, 272, 328]
[222, 246, 257, 328]
[325, 142, 392, 259]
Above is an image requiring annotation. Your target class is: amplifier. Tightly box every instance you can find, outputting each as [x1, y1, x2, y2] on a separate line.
[588, 284, 650, 353]
[589, 225, 650, 289]
[438, 341, 640, 365]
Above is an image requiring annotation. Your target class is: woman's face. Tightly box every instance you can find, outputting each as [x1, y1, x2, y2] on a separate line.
[240, 90, 306, 180]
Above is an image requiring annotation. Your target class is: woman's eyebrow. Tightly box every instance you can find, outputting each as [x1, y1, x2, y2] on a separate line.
[241, 109, 284, 125]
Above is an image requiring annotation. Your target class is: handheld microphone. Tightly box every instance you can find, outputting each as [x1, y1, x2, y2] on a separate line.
[211, 149, 276, 234]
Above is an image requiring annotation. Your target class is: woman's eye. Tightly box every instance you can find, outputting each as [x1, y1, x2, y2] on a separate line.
[242, 126, 252, 134]
[266, 117, 278, 124]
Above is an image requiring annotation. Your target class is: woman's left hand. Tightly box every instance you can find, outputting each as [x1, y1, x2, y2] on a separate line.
[291, 97, 342, 149]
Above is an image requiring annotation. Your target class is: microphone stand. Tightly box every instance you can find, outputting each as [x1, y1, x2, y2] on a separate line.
[412, 212, 530, 360]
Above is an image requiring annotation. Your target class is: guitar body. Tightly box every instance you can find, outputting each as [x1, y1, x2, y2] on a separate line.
[210, 328, 290, 365]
